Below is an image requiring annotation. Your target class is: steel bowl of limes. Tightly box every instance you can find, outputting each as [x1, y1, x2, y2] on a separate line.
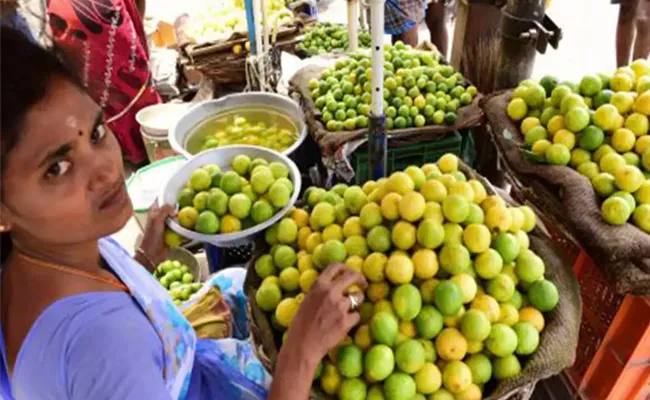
[161, 145, 302, 247]
[169, 93, 308, 158]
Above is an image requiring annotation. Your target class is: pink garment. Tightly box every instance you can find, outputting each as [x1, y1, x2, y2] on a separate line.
[47, 0, 161, 163]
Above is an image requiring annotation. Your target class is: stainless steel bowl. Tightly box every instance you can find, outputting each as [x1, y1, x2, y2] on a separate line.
[168, 92, 307, 158]
[159, 145, 302, 247]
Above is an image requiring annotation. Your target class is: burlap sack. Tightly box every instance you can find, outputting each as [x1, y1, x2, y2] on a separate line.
[289, 54, 485, 156]
[481, 91, 650, 295]
[244, 165, 581, 400]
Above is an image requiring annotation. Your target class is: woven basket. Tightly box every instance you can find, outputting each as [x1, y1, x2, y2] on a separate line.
[243, 163, 582, 400]
[184, 21, 310, 86]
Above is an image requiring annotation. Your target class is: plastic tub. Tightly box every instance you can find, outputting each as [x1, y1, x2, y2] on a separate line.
[136, 103, 189, 162]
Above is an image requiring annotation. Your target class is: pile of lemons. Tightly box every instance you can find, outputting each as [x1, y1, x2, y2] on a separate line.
[254, 154, 559, 400]
[506, 59, 650, 232]
[175, 155, 293, 235]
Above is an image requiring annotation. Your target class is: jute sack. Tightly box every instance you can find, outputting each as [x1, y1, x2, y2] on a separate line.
[481, 91, 650, 295]
[244, 164, 581, 400]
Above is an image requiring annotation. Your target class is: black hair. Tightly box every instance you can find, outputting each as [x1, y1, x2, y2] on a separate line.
[0, 26, 80, 263]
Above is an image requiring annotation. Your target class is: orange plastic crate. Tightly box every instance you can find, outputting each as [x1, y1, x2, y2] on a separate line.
[567, 251, 650, 400]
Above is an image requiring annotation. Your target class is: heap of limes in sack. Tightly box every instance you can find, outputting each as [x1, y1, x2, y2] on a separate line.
[309, 42, 477, 132]
[174, 155, 294, 235]
[253, 154, 559, 400]
[506, 58, 650, 232]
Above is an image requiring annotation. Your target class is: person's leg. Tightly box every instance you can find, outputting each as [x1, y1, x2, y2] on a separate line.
[425, 0, 448, 57]
[633, 0, 650, 59]
[393, 26, 419, 47]
[616, 0, 641, 67]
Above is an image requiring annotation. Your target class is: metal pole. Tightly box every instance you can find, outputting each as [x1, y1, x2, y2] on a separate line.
[367, 0, 386, 180]
[244, 0, 257, 55]
[348, 0, 359, 52]
[253, 0, 266, 91]
[494, 0, 545, 90]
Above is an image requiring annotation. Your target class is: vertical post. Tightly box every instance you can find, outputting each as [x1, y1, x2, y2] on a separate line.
[494, 0, 545, 90]
[245, 0, 256, 56]
[450, 0, 469, 70]
[253, 0, 266, 91]
[368, 0, 386, 180]
[348, 0, 359, 51]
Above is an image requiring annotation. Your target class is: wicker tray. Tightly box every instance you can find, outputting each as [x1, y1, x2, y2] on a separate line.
[182, 19, 313, 86]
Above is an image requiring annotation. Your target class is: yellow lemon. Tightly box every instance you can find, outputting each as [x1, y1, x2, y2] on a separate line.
[553, 129, 576, 149]
[367, 282, 391, 302]
[385, 252, 415, 284]
[438, 153, 459, 173]
[362, 252, 388, 282]
[298, 254, 314, 273]
[275, 297, 299, 327]
[435, 328, 468, 361]
[291, 208, 310, 228]
[612, 128, 637, 153]
[345, 255, 364, 272]
[399, 191, 426, 222]
[297, 226, 312, 250]
[412, 248, 439, 279]
[421, 179, 448, 202]
[354, 324, 373, 350]
[299, 269, 319, 293]
[519, 307, 545, 332]
[342, 216, 364, 238]
[322, 224, 344, 242]
[468, 180, 487, 204]
[547, 115, 565, 136]
[380, 192, 402, 220]
[305, 232, 322, 253]
[521, 117, 541, 134]
[485, 206, 513, 232]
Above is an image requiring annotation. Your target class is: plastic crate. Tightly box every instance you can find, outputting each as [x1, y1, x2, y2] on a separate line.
[565, 251, 650, 400]
[351, 131, 463, 184]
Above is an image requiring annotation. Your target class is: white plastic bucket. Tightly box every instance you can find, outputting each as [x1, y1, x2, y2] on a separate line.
[136, 103, 190, 162]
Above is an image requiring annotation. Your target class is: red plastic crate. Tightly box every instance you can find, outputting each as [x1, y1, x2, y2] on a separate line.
[566, 251, 650, 400]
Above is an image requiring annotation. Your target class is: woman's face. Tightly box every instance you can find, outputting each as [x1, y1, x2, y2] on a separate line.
[1, 77, 133, 248]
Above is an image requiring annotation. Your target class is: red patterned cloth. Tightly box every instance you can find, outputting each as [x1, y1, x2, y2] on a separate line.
[47, 0, 160, 164]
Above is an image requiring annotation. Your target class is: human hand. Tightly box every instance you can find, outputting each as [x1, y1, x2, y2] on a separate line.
[282, 263, 367, 366]
[137, 203, 175, 270]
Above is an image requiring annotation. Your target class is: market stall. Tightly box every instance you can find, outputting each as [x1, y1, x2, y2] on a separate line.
[122, 0, 650, 398]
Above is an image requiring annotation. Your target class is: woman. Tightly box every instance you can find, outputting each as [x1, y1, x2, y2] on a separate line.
[0, 27, 366, 400]
[45, 0, 159, 164]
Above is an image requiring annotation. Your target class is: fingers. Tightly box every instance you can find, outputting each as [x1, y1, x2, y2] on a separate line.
[337, 291, 365, 315]
[319, 263, 347, 282]
[342, 312, 361, 333]
[147, 203, 174, 227]
[331, 268, 368, 295]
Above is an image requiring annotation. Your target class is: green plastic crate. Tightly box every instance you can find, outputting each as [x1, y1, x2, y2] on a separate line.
[352, 131, 463, 184]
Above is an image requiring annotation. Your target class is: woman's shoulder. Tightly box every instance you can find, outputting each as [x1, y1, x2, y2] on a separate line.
[11, 292, 163, 398]
[19, 291, 159, 359]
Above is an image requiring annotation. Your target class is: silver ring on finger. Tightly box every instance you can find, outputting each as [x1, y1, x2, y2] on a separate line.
[348, 293, 360, 312]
